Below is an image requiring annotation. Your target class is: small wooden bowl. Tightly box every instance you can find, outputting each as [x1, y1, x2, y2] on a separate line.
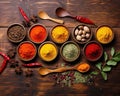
[50, 25, 70, 44]
[17, 41, 37, 61]
[60, 41, 80, 62]
[28, 23, 48, 44]
[95, 25, 114, 44]
[38, 41, 58, 62]
[83, 41, 103, 62]
[7, 23, 26, 43]
[72, 25, 92, 44]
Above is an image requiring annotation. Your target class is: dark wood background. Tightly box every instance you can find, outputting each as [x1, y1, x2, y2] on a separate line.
[0, 0, 120, 96]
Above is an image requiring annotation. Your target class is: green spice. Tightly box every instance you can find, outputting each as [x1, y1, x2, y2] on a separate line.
[62, 43, 79, 61]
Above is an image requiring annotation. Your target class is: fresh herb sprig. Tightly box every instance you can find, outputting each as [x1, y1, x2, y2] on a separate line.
[93, 47, 120, 80]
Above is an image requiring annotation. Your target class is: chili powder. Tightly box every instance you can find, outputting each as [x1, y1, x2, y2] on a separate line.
[85, 42, 102, 60]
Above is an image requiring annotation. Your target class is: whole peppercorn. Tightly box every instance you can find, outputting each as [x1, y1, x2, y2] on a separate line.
[15, 66, 23, 75]
[9, 59, 19, 68]
[25, 69, 33, 77]
[7, 47, 16, 59]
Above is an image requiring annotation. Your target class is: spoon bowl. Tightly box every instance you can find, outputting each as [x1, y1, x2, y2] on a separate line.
[38, 11, 64, 24]
[38, 63, 90, 75]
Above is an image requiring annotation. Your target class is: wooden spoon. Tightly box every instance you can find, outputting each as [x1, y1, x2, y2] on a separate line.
[38, 11, 64, 24]
[38, 63, 90, 76]
[56, 7, 95, 25]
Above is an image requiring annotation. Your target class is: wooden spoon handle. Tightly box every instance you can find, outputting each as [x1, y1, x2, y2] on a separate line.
[51, 67, 74, 73]
[49, 17, 64, 24]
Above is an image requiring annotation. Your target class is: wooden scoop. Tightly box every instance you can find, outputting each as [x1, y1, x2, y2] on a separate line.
[38, 11, 64, 24]
[38, 63, 90, 76]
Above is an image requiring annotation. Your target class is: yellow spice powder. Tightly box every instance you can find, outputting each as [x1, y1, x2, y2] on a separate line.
[96, 26, 113, 44]
[52, 26, 69, 43]
[39, 43, 57, 61]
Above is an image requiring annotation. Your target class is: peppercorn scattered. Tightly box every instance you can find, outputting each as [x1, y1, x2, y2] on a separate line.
[25, 69, 33, 77]
[8, 59, 19, 68]
[15, 66, 23, 75]
[7, 47, 16, 59]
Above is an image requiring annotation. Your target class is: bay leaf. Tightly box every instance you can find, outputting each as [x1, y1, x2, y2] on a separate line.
[106, 60, 117, 66]
[95, 62, 102, 70]
[104, 52, 108, 61]
[112, 52, 120, 62]
[90, 71, 99, 75]
[101, 71, 107, 80]
[102, 66, 111, 72]
[111, 47, 115, 57]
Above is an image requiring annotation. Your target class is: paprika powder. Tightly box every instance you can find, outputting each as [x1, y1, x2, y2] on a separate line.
[29, 24, 47, 43]
[84, 41, 103, 61]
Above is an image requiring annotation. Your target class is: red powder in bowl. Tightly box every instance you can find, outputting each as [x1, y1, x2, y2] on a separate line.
[29, 25, 47, 43]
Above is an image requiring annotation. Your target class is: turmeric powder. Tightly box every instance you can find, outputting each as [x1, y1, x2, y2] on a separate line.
[18, 42, 36, 60]
[51, 25, 69, 43]
[77, 63, 90, 73]
[39, 42, 58, 61]
[96, 26, 114, 44]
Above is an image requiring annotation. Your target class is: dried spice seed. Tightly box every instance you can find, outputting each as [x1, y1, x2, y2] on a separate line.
[9, 59, 19, 68]
[15, 66, 23, 75]
[25, 69, 33, 77]
[7, 47, 16, 59]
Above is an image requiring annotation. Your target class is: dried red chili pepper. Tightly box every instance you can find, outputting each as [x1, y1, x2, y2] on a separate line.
[22, 62, 42, 68]
[18, 7, 30, 23]
[0, 52, 10, 74]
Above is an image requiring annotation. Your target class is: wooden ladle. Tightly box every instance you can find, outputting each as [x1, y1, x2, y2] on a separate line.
[38, 11, 64, 24]
[38, 63, 90, 76]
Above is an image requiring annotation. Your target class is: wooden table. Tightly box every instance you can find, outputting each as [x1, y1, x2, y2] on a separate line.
[0, 0, 120, 96]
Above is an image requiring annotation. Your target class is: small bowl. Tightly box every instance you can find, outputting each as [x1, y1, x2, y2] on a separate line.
[17, 41, 37, 61]
[38, 41, 58, 62]
[72, 25, 92, 44]
[7, 23, 26, 43]
[50, 25, 70, 44]
[83, 41, 103, 61]
[60, 41, 80, 62]
[28, 23, 48, 44]
[95, 25, 114, 44]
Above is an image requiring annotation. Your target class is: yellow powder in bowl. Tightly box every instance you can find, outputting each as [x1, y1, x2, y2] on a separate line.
[96, 26, 114, 44]
[51, 25, 69, 43]
[39, 42, 58, 61]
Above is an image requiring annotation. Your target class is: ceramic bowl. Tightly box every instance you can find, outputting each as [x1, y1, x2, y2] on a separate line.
[38, 41, 58, 62]
[72, 25, 92, 44]
[83, 41, 103, 61]
[28, 23, 48, 44]
[17, 41, 37, 61]
[95, 25, 114, 44]
[60, 41, 80, 62]
[7, 23, 26, 43]
[50, 25, 70, 44]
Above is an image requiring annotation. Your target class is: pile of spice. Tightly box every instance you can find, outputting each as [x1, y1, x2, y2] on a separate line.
[96, 25, 114, 44]
[84, 41, 103, 61]
[7, 24, 26, 43]
[29, 24, 47, 43]
[51, 25, 69, 43]
[18, 41, 36, 61]
[60, 41, 80, 62]
[73, 25, 91, 43]
[39, 42, 58, 62]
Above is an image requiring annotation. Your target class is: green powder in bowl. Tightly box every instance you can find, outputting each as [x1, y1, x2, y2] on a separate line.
[60, 41, 80, 62]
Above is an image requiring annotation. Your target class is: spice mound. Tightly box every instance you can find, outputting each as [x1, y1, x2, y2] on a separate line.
[84, 41, 103, 61]
[60, 41, 80, 62]
[38, 41, 58, 62]
[7, 23, 26, 43]
[96, 25, 114, 44]
[77, 63, 90, 73]
[73, 25, 92, 44]
[29, 24, 47, 44]
[17, 41, 36, 61]
[51, 25, 69, 44]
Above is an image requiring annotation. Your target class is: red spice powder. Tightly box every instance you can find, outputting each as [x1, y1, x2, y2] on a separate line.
[18, 43, 36, 59]
[85, 43, 102, 60]
[30, 25, 47, 43]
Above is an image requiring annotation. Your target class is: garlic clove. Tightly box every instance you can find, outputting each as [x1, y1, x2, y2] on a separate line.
[76, 35, 82, 41]
[86, 33, 90, 38]
[74, 29, 79, 35]
[84, 26, 90, 32]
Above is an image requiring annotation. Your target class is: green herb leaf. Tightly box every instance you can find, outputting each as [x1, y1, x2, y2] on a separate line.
[90, 71, 99, 75]
[102, 66, 111, 72]
[111, 47, 115, 57]
[112, 52, 120, 62]
[95, 62, 102, 70]
[106, 60, 117, 66]
[104, 52, 108, 61]
[101, 71, 107, 80]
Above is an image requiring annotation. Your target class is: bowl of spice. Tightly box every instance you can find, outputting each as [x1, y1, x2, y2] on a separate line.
[28, 23, 48, 44]
[7, 23, 26, 43]
[60, 41, 80, 62]
[83, 41, 103, 61]
[38, 41, 58, 62]
[50, 25, 70, 44]
[96, 25, 114, 44]
[72, 25, 92, 44]
[17, 41, 37, 61]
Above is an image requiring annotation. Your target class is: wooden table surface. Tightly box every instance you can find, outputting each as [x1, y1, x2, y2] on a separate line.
[0, 0, 120, 96]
